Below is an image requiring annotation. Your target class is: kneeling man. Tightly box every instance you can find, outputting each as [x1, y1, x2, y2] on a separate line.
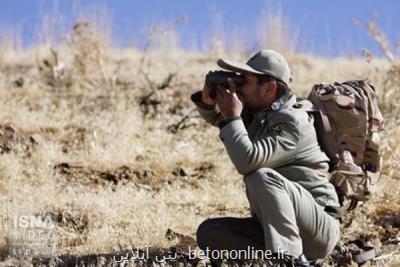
[191, 50, 341, 266]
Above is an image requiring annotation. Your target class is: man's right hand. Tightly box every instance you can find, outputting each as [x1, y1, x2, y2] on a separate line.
[202, 84, 216, 106]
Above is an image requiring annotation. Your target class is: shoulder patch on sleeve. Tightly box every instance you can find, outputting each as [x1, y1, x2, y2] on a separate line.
[271, 123, 285, 134]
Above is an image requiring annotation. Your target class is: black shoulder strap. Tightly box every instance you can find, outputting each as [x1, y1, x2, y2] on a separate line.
[291, 99, 332, 132]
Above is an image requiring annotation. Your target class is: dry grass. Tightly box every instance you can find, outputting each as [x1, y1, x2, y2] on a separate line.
[0, 14, 399, 267]
[257, 6, 300, 55]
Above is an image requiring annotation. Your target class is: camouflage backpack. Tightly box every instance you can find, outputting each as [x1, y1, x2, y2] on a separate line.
[296, 80, 384, 209]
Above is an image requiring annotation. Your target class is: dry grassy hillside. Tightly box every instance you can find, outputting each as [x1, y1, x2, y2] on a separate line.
[0, 23, 399, 266]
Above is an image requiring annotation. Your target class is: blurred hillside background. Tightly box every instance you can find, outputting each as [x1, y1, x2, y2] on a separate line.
[1, 0, 400, 57]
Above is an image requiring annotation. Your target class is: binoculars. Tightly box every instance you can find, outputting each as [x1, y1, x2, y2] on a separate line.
[205, 71, 245, 99]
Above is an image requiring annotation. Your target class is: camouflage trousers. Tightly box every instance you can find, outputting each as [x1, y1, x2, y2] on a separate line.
[196, 168, 340, 260]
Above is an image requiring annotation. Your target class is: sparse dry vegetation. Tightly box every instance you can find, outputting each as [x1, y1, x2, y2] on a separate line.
[0, 11, 399, 267]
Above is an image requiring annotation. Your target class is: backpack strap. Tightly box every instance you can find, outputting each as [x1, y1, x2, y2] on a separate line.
[348, 199, 359, 210]
[292, 99, 332, 132]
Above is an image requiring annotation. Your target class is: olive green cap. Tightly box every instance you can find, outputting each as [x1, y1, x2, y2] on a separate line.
[217, 50, 292, 85]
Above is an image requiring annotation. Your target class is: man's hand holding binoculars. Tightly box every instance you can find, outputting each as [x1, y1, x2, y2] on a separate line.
[202, 77, 244, 120]
[216, 78, 243, 119]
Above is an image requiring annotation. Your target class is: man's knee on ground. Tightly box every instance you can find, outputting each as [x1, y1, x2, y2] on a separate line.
[244, 167, 286, 192]
[196, 219, 218, 249]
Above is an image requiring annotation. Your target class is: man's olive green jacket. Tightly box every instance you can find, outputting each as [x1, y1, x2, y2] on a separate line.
[191, 91, 340, 208]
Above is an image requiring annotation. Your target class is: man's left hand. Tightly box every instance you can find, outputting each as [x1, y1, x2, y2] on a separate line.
[216, 78, 243, 119]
